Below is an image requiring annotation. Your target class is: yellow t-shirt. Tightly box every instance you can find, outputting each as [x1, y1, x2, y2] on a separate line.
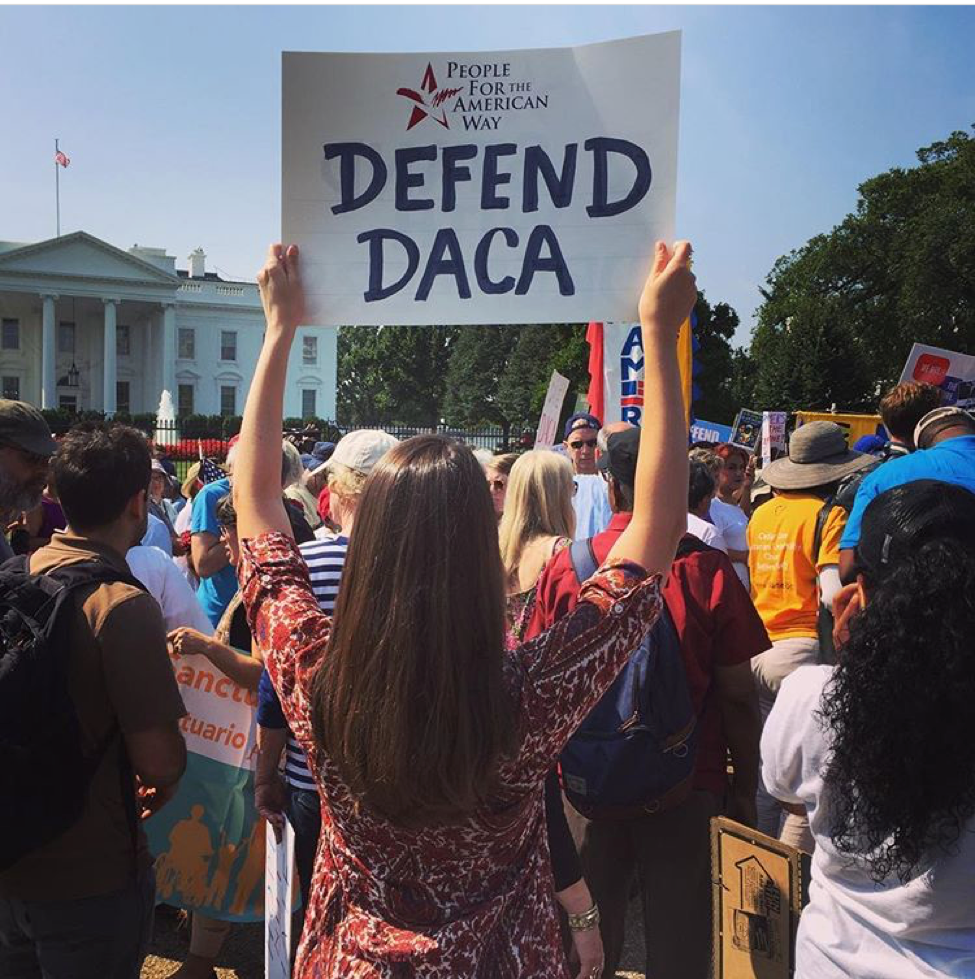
[747, 493, 846, 641]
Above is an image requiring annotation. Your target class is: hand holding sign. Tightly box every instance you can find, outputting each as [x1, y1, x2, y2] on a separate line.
[639, 240, 696, 343]
[257, 244, 305, 337]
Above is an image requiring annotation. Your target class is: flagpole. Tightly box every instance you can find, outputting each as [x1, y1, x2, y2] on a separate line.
[55, 138, 61, 238]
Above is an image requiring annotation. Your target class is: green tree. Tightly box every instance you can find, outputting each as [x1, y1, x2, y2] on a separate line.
[441, 326, 520, 427]
[692, 292, 741, 424]
[496, 323, 589, 430]
[750, 127, 975, 411]
[336, 324, 457, 425]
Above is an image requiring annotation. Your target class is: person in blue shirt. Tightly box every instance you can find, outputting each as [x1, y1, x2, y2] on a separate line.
[190, 471, 238, 628]
[839, 407, 975, 582]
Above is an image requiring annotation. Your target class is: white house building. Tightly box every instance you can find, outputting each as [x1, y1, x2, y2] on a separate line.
[0, 231, 337, 420]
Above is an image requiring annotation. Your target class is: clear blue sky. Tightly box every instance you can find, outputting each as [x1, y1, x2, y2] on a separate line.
[2, 5, 973, 345]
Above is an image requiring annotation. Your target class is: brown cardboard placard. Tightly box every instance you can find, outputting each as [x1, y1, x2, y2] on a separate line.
[711, 817, 810, 979]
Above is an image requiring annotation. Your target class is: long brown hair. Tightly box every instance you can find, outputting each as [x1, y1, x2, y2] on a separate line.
[312, 435, 515, 824]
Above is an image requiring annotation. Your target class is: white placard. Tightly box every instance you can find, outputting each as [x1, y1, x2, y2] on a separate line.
[282, 33, 680, 325]
[761, 411, 787, 465]
[535, 369, 571, 447]
[265, 820, 295, 979]
[898, 342, 975, 408]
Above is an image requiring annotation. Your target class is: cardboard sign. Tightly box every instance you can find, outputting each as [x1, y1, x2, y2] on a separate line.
[899, 342, 975, 408]
[535, 369, 570, 447]
[711, 817, 810, 979]
[265, 822, 295, 979]
[691, 419, 733, 445]
[761, 411, 787, 465]
[730, 409, 764, 453]
[282, 33, 680, 325]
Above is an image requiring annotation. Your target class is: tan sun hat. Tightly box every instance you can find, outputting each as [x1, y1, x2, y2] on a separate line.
[761, 421, 874, 491]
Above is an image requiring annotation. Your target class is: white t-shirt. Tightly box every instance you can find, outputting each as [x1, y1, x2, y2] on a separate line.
[762, 665, 975, 978]
[710, 497, 750, 589]
[572, 474, 613, 540]
[686, 511, 727, 552]
[127, 544, 213, 635]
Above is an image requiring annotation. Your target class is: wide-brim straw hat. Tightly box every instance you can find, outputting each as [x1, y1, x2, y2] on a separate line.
[762, 421, 874, 491]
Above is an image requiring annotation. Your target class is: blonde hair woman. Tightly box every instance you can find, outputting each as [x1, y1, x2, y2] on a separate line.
[499, 449, 576, 644]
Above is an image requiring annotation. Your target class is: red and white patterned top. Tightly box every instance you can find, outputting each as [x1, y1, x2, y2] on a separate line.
[241, 532, 662, 978]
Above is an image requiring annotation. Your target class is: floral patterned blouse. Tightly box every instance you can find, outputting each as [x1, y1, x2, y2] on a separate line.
[241, 532, 662, 978]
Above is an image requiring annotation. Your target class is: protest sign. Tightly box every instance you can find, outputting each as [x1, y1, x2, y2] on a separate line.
[265, 822, 295, 979]
[596, 319, 693, 427]
[534, 369, 570, 447]
[147, 655, 267, 922]
[690, 419, 733, 445]
[710, 817, 810, 979]
[730, 410, 764, 453]
[282, 33, 680, 325]
[760, 411, 787, 465]
[899, 342, 975, 408]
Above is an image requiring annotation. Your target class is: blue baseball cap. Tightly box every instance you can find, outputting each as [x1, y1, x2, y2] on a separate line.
[563, 412, 601, 441]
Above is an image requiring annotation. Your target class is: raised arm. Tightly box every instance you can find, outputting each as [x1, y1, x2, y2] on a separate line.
[607, 242, 696, 575]
[234, 244, 305, 542]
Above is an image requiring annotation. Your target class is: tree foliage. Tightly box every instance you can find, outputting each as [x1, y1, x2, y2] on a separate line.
[692, 292, 741, 424]
[337, 325, 457, 425]
[749, 127, 975, 412]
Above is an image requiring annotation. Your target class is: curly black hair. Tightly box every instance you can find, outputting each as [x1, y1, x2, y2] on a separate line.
[819, 481, 975, 883]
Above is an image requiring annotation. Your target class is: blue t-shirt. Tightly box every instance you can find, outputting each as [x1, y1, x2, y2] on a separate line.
[190, 477, 238, 627]
[840, 436, 975, 549]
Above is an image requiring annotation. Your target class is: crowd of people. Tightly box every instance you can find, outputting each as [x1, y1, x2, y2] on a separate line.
[0, 240, 973, 979]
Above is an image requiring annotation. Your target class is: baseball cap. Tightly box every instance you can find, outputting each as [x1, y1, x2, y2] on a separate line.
[0, 400, 57, 456]
[300, 453, 318, 471]
[913, 406, 975, 450]
[596, 427, 639, 486]
[564, 412, 601, 441]
[316, 429, 399, 477]
[312, 441, 335, 464]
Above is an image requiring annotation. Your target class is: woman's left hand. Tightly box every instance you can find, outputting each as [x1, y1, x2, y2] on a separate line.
[257, 243, 305, 336]
[169, 627, 213, 660]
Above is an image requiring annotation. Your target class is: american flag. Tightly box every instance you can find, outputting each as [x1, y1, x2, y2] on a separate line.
[55, 150, 70, 168]
[199, 458, 226, 484]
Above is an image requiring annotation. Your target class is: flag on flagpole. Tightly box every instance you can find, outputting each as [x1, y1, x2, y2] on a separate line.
[55, 150, 70, 168]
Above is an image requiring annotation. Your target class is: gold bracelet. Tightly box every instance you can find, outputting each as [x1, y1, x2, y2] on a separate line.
[567, 904, 600, 931]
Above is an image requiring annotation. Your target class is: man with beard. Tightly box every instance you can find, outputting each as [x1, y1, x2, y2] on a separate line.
[0, 400, 57, 560]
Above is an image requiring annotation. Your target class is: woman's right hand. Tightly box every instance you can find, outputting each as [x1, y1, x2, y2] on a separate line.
[568, 924, 604, 979]
[257, 243, 305, 338]
[638, 240, 697, 342]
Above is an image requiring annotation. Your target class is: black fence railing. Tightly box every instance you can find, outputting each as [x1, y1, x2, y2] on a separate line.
[39, 410, 533, 483]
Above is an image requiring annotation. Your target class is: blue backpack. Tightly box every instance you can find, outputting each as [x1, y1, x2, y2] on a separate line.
[559, 536, 703, 818]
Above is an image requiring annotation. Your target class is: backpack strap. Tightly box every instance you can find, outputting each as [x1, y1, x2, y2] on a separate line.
[813, 498, 834, 566]
[569, 538, 599, 586]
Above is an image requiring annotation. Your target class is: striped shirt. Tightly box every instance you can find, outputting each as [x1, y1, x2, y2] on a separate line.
[256, 534, 348, 789]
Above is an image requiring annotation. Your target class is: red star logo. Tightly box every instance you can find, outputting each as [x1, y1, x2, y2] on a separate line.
[396, 63, 462, 131]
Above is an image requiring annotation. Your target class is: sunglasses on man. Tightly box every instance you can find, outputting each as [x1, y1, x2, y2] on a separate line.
[567, 437, 597, 450]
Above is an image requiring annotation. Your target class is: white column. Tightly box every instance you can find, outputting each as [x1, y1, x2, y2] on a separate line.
[102, 298, 118, 415]
[142, 315, 157, 413]
[161, 303, 176, 400]
[41, 293, 58, 409]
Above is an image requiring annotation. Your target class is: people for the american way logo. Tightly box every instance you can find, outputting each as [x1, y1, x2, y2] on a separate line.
[396, 63, 462, 131]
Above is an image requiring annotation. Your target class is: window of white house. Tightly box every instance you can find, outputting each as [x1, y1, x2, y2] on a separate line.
[178, 328, 195, 360]
[2, 376, 20, 400]
[302, 335, 318, 365]
[220, 385, 236, 417]
[178, 384, 195, 418]
[59, 395, 77, 413]
[58, 322, 75, 355]
[301, 389, 317, 419]
[2, 319, 19, 350]
[116, 381, 130, 414]
[116, 324, 130, 357]
[220, 331, 237, 361]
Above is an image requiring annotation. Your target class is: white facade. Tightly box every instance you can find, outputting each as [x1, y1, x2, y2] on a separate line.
[0, 232, 337, 420]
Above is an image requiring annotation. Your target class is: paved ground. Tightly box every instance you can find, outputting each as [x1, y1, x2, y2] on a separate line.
[142, 901, 647, 979]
